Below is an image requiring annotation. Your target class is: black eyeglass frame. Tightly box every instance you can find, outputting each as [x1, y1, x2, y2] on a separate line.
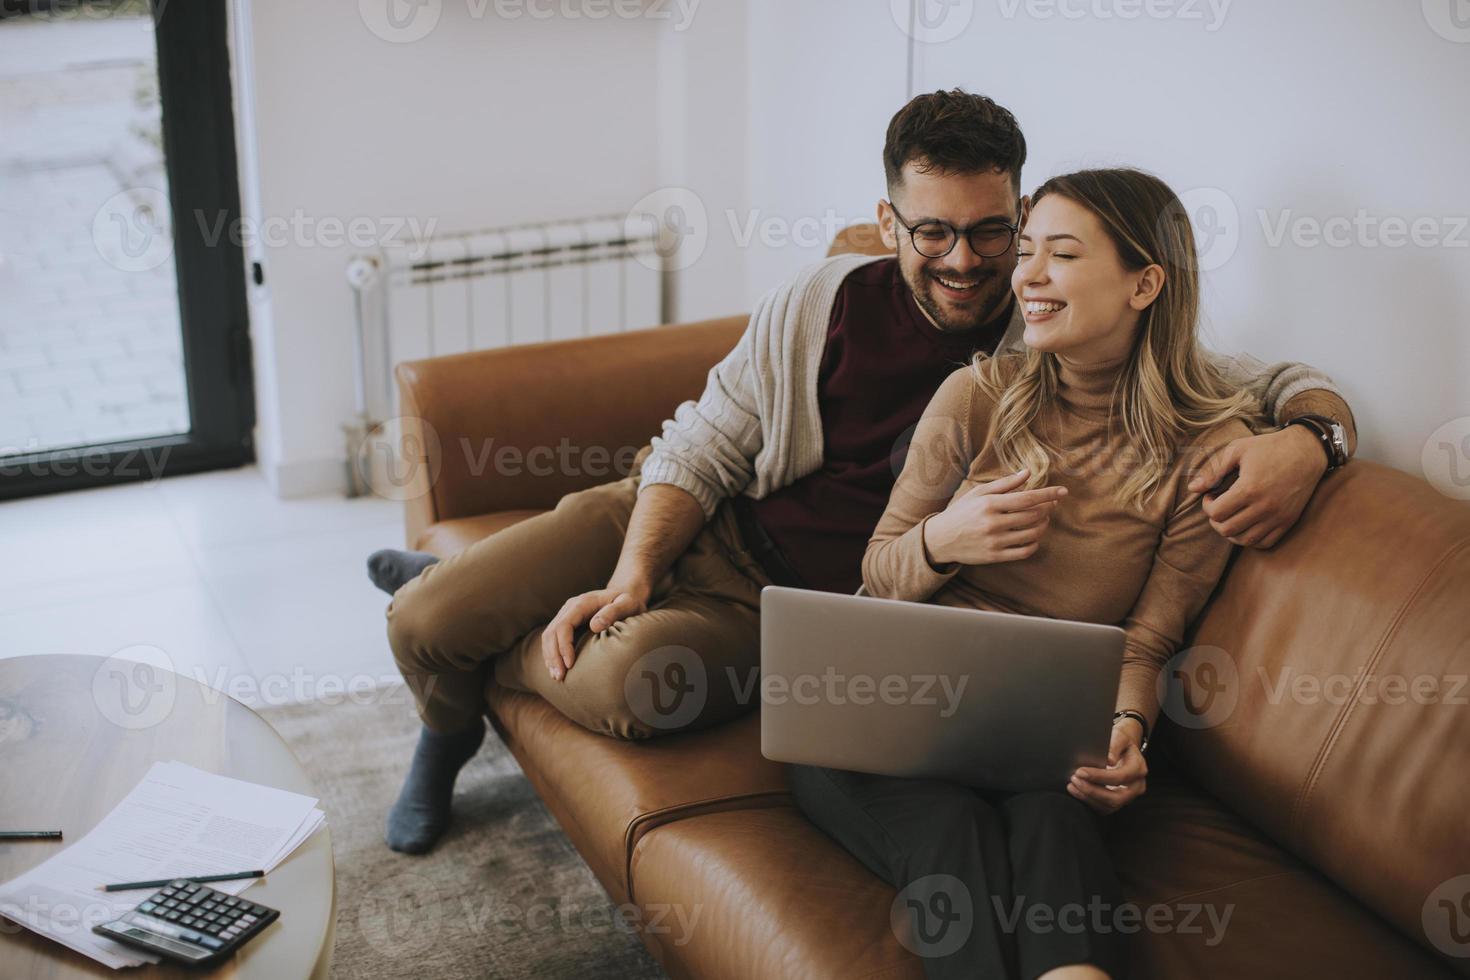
[887, 202, 1021, 259]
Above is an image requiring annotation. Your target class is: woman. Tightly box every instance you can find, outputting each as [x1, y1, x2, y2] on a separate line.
[789, 168, 1257, 980]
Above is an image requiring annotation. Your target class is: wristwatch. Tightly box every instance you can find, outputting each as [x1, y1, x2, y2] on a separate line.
[1284, 414, 1349, 472]
[1112, 709, 1150, 754]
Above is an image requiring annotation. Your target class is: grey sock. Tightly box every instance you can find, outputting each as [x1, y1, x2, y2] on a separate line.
[385, 721, 486, 855]
[367, 549, 440, 596]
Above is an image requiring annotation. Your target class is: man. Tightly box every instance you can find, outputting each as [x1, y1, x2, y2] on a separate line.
[376, 89, 1356, 854]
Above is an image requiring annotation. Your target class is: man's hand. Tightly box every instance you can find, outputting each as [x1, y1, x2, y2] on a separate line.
[540, 582, 651, 682]
[922, 468, 1066, 567]
[1188, 426, 1329, 549]
[538, 483, 704, 682]
[1068, 720, 1147, 814]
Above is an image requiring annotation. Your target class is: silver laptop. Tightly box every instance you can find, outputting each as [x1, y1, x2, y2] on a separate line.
[759, 586, 1126, 793]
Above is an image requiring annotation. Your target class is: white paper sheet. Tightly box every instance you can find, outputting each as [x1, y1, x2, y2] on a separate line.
[0, 761, 324, 969]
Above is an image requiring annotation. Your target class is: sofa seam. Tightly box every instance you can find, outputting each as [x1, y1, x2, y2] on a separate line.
[1288, 537, 1470, 846]
[623, 791, 794, 904]
[1153, 868, 1305, 906]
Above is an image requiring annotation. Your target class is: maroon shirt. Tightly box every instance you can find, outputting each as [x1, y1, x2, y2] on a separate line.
[750, 258, 1012, 594]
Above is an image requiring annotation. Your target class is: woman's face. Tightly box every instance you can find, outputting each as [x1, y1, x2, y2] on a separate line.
[1012, 194, 1158, 363]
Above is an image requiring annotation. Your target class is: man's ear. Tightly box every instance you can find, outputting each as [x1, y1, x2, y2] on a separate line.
[1129, 264, 1166, 311]
[1018, 195, 1032, 228]
[877, 199, 900, 251]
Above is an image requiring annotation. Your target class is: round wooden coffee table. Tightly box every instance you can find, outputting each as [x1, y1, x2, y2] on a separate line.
[0, 654, 335, 978]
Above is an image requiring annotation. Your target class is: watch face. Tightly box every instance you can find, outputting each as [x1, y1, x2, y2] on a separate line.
[1324, 421, 1348, 468]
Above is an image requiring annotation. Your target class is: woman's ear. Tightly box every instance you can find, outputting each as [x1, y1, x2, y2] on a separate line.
[1129, 263, 1165, 311]
[878, 199, 899, 251]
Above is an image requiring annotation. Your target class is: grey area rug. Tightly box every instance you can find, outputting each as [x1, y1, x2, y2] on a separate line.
[258, 684, 668, 980]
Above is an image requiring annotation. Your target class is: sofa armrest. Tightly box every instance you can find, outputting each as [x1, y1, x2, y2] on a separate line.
[395, 316, 746, 548]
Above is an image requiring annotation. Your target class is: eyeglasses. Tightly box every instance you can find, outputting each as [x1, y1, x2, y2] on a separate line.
[888, 202, 1019, 259]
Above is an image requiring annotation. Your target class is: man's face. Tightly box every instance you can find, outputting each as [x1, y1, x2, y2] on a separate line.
[879, 164, 1019, 333]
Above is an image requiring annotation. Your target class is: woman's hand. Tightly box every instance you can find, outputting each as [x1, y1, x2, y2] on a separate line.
[922, 468, 1066, 567]
[1067, 719, 1148, 814]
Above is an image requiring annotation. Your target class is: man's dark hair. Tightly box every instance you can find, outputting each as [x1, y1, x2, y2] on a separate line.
[883, 89, 1027, 195]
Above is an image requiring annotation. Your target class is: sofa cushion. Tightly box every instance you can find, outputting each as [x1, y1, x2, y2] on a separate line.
[1165, 462, 1470, 958]
[1108, 755, 1456, 979]
[484, 686, 790, 904]
[628, 761, 1457, 980]
[629, 806, 924, 980]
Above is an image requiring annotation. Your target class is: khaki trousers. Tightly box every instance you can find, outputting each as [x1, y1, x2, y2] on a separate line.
[386, 475, 771, 740]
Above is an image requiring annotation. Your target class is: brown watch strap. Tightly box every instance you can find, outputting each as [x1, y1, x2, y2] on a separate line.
[1112, 709, 1150, 753]
[1283, 416, 1340, 471]
[1294, 413, 1349, 467]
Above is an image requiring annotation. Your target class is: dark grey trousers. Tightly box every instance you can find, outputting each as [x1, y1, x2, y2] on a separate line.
[789, 764, 1128, 979]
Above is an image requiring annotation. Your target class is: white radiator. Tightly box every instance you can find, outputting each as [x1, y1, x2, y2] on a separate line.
[346, 216, 664, 422]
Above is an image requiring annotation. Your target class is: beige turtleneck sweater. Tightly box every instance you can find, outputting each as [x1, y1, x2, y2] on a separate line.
[862, 354, 1253, 730]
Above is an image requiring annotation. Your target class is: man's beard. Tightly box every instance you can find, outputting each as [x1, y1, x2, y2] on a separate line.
[903, 262, 1013, 334]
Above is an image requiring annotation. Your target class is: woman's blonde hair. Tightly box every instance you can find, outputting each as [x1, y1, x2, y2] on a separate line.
[974, 167, 1258, 511]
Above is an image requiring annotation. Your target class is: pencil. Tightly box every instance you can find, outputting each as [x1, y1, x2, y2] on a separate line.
[0, 830, 63, 840]
[97, 870, 266, 892]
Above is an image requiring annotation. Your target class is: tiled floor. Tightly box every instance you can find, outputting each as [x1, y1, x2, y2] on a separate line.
[0, 465, 406, 707]
[0, 13, 190, 455]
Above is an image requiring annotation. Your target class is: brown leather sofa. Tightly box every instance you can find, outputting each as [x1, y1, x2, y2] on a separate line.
[394, 229, 1470, 979]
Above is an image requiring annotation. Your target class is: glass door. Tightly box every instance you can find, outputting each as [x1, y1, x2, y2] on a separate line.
[0, 0, 252, 499]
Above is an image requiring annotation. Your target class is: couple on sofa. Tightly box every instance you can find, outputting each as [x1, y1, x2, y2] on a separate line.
[373, 89, 1356, 979]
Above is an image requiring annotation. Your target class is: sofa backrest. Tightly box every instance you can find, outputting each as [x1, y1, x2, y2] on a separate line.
[395, 317, 746, 542]
[1162, 460, 1470, 966]
[827, 222, 893, 258]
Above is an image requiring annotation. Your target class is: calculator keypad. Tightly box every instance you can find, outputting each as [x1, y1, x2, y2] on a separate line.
[102, 879, 279, 961]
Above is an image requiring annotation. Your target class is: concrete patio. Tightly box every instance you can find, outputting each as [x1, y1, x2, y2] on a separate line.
[0, 10, 188, 455]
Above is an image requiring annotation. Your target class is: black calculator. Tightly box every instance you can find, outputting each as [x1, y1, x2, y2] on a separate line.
[93, 878, 280, 967]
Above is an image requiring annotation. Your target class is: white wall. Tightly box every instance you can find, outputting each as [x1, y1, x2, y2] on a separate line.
[743, 0, 909, 301]
[655, 0, 751, 324]
[656, 0, 911, 322]
[907, 0, 1470, 481]
[235, 0, 664, 495]
[234, 1, 1470, 495]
